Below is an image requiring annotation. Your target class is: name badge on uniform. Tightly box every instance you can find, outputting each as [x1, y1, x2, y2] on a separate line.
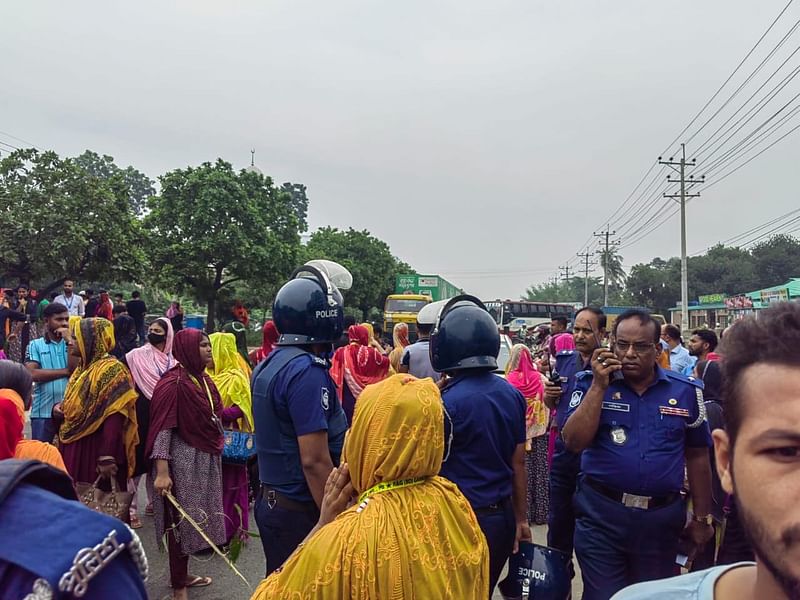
[602, 401, 630, 413]
[659, 406, 690, 417]
[610, 427, 627, 445]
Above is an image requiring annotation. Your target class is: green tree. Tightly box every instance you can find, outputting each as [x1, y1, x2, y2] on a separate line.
[281, 182, 309, 233]
[749, 234, 800, 289]
[598, 248, 627, 288]
[0, 148, 146, 294]
[144, 159, 301, 331]
[304, 227, 410, 319]
[626, 257, 681, 311]
[523, 277, 607, 307]
[73, 150, 155, 216]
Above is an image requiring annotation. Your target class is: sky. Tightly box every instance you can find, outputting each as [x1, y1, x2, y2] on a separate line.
[3, 1, 799, 300]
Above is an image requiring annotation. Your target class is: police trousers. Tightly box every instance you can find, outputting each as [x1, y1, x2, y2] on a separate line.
[573, 477, 685, 600]
[254, 489, 319, 576]
[474, 497, 516, 599]
[547, 437, 581, 572]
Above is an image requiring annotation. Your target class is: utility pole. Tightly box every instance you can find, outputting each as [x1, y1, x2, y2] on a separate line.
[559, 264, 572, 283]
[660, 144, 703, 333]
[577, 251, 597, 307]
[594, 230, 620, 307]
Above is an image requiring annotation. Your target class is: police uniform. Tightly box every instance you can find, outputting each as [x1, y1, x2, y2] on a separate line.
[565, 367, 712, 600]
[0, 460, 148, 599]
[547, 349, 592, 568]
[252, 347, 347, 574]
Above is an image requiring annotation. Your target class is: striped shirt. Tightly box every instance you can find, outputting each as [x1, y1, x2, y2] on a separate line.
[26, 338, 69, 419]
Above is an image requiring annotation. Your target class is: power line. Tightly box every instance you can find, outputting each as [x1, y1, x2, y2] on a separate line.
[0, 130, 39, 150]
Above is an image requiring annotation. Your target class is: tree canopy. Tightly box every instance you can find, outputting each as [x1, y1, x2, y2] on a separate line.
[144, 159, 301, 330]
[73, 150, 155, 216]
[0, 148, 146, 294]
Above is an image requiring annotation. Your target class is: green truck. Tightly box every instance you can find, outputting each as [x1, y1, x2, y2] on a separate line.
[395, 274, 463, 301]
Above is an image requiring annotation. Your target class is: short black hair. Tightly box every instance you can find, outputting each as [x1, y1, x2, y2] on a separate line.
[551, 315, 568, 327]
[692, 329, 718, 352]
[417, 323, 433, 335]
[86, 289, 94, 295]
[132, 291, 141, 299]
[613, 308, 660, 344]
[0, 360, 33, 409]
[112, 304, 127, 316]
[662, 324, 682, 342]
[575, 306, 607, 331]
[43, 302, 69, 318]
[16, 284, 28, 291]
[720, 303, 800, 445]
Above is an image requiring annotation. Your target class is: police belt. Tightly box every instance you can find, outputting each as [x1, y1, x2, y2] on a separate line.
[584, 477, 680, 510]
[473, 496, 512, 514]
[260, 485, 319, 514]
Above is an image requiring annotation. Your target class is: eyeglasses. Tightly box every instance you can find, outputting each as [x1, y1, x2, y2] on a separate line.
[614, 341, 655, 354]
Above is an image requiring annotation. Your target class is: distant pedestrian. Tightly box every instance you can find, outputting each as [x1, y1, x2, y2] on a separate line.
[249, 320, 279, 366]
[398, 300, 445, 382]
[167, 301, 184, 332]
[388, 322, 410, 372]
[53, 279, 85, 317]
[111, 315, 138, 365]
[126, 291, 148, 344]
[660, 324, 693, 373]
[8, 284, 39, 363]
[84, 288, 99, 318]
[96, 290, 114, 321]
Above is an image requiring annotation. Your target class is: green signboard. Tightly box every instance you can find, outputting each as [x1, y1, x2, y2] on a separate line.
[698, 293, 725, 304]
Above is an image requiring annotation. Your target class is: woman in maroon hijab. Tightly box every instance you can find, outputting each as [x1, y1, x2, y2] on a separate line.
[147, 329, 226, 599]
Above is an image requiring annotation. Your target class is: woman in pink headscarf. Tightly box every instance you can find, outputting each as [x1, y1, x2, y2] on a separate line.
[125, 317, 175, 526]
[505, 344, 550, 524]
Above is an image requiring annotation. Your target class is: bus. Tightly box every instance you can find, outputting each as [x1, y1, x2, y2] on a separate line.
[383, 294, 432, 342]
[484, 300, 576, 333]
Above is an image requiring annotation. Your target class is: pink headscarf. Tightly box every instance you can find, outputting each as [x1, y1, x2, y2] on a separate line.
[506, 345, 544, 399]
[554, 333, 575, 353]
[125, 318, 175, 400]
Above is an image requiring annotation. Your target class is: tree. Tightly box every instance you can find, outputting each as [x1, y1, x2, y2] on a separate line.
[281, 182, 309, 233]
[523, 277, 607, 307]
[73, 150, 155, 216]
[626, 257, 681, 312]
[749, 235, 800, 288]
[598, 248, 627, 288]
[304, 227, 409, 319]
[0, 148, 147, 294]
[144, 159, 301, 331]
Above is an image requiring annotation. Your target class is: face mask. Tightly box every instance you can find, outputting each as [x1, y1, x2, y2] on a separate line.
[148, 333, 166, 346]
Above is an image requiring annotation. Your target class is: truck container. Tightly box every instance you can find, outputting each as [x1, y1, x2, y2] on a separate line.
[395, 274, 463, 302]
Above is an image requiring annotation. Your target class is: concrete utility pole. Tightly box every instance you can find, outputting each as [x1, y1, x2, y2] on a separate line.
[660, 144, 703, 333]
[577, 251, 597, 307]
[559, 264, 573, 283]
[594, 230, 620, 307]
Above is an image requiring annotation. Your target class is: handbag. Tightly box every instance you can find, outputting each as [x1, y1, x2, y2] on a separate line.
[75, 475, 133, 524]
[222, 430, 256, 464]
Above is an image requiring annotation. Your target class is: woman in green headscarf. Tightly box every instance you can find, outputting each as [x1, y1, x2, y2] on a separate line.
[208, 332, 254, 543]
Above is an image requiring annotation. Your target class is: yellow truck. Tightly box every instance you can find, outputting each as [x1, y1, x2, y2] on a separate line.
[383, 294, 432, 342]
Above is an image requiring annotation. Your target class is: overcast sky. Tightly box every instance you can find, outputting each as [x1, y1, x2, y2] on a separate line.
[3, 1, 798, 300]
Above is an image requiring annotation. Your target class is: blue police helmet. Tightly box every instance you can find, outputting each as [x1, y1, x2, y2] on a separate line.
[429, 295, 500, 373]
[273, 264, 345, 346]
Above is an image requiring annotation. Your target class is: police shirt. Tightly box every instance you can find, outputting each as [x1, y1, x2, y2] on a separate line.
[253, 347, 348, 502]
[553, 350, 592, 431]
[566, 366, 711, 497]
[440, 371, 526, 508]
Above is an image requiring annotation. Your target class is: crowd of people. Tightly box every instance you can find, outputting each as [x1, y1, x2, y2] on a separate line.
[1, 267, 799, 600]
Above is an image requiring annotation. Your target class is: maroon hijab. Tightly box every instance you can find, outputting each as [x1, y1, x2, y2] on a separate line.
[146, 329, 224, 456]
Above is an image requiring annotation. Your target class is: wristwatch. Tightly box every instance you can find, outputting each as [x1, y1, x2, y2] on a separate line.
[692, 514, 713, 526]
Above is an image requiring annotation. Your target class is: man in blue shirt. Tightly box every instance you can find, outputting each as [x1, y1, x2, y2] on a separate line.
[543, 306, 606, 582]
[614, 302, 800, 600]
[24, 302, 70, 443]
[252, 262, 349, 575]
[562, 309, 714, 600]
[660, 324, 694, 373]
[431, 296, 531, 597]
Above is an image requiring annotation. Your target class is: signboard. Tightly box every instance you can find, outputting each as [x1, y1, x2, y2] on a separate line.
[698, 293, 725, 304]
[761, 288, 789, 303]
[397, 276, 416, 291]
[418, 276, 439, 288]
[724, 296, 754, 309]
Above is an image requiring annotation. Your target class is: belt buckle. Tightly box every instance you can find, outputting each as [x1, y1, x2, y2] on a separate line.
[266, 490, 277, 509]
[621, 492, 650, 510]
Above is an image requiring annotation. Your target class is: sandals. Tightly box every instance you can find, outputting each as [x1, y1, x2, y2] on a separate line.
[129, 515, 143, 529]
[185, 576, 212, 588]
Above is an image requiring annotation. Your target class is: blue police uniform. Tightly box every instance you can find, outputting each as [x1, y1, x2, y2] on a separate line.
[440, 371, 526, 593]
[565, 366, 712, 600]
[252, 346, 348, 574]
[547, 349, 592, 569]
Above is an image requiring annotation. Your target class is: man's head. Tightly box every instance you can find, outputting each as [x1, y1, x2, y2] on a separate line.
[16, 285, 28, 300]
[715, 303, 800, 597]
[132, 291, 141, 299]
[612, 309, 661, 383]
[550, 315, 568, 334]
[85, 289, 94, 298]
[572, 307, 606, 356]
[114, 293, 124, 303]
[687, 328, 718, 357]
[42, 302, 69, 337]
[660, 324, 682, 349]
[63, 280, 74, 296]
[112, 304, 128, 317]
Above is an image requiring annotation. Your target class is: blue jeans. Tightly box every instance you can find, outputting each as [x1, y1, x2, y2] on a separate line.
[254, 493, 319, 576]
[30, 418, 58, 444]
[474, 499, 516, 599]
[547, 437, 581, 575]
[573, 477, 686, 600]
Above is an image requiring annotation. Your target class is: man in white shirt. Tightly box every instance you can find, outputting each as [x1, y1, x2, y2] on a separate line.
[53, 279, 84, 317]
[615, 302, 800, 600]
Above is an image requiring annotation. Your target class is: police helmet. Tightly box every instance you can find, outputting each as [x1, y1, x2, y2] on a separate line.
[273, 261, 350, 346]
[429, 295, 500, 373]
[416, 299, 448, 326]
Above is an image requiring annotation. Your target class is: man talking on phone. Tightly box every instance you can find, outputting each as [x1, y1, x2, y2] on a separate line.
[562, 309, 713, 600]
[24, 302, 71, 443]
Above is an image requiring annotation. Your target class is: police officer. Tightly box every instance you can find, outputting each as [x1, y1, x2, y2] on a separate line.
[251, 262, 349, 575]
[543, 306, 606, 581]
[562, 309, 714, 600]
[430, 296, 531, 598]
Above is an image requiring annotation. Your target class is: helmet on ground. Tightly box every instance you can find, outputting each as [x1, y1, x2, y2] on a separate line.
[273, 261, 351, 346]
[429, 295, 500, 373]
